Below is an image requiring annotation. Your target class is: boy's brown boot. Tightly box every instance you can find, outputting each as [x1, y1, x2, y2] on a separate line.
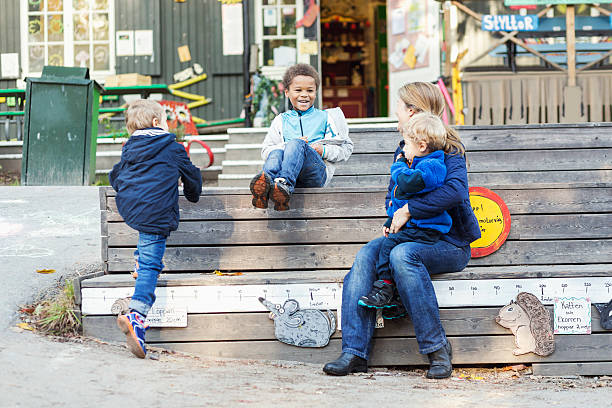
[249, 172, 271, 209]
[270, 180, 291, 211]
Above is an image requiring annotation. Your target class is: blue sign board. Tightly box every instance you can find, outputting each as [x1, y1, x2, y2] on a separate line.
[482, 15, 539, 31]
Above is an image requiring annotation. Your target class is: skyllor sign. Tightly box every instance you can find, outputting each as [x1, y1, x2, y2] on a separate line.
[482, 14, 539, 31]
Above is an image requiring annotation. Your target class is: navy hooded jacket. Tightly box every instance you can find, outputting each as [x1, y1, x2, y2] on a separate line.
[386, 141, 481, 248]
[109, 127, 202, 237]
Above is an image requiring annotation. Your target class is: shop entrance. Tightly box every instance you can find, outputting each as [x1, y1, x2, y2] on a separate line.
[319, 1, 388, 118]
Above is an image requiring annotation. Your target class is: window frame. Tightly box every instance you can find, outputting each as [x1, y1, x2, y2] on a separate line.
[254, 0, 309, 79]
[20, 0, 116, 80]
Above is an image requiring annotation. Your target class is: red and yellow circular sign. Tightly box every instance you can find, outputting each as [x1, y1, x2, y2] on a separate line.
[469, 187, 511, 258]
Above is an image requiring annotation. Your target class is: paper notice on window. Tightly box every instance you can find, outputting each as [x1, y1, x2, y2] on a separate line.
[0, 53, 19, 79]
[222, 3, 244, 55]
[391, 8, 405, 35]
[273, 46, 296, 66]
[116, 30, 134, 56]
[134, 30, 153, 56]
[299, 40, 318, 55]
[264, 8, 277, 27]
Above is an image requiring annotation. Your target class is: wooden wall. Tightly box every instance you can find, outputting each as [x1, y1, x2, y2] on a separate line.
[462, 70, 612, 125]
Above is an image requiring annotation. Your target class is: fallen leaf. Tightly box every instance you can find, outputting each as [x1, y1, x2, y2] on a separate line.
[36, 269, 56, 274]
[16, 322, 34, 331]
[19, 307, 35, 314]
[459, 373, 484, 380]
[501, 364, 528, 372]
[213, 270, 243, 276]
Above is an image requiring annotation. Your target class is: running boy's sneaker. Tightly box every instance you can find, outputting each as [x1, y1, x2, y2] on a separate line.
[249, 171, 272, 209]
[358, 280, 396, 308]
[117, 311, 148, 358]
[270, 178, 291, 211]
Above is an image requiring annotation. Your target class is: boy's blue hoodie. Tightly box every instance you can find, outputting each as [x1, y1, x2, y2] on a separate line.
[386, 150, 452, 234]
[108, 128, 202, 237]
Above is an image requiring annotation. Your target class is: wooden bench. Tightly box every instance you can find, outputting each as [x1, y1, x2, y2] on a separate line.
[80, 123, 612, 376]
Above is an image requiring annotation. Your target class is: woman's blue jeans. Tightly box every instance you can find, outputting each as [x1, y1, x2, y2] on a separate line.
[128, 232, 167, 317]
[341, 236, 471, 359]
[263, 139, 327, 193]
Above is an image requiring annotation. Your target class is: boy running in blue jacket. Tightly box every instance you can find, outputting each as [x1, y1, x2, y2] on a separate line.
[250, 63, 353, 211]
[359, 112, 452, 309]
[109, 99, 202, 358]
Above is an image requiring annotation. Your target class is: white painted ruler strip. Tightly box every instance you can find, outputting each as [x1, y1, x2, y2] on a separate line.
[82, 277, 612, 315]
[81, 283, 343, 315]
[432, 277, 612, 307]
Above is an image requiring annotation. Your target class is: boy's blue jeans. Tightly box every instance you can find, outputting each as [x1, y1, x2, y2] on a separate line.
[263, 139, 327, 193]
[341, 236, 471, 358]
[128, 232, 167, 317]
[376, 227, 441, 281]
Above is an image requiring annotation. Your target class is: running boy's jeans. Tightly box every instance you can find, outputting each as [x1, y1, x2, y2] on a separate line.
[128, 232, 167, 317]
[263, 139, 327, 193]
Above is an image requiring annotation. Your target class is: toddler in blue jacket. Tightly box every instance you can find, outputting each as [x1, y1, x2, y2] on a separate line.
[359, 112, 452, 309]
[109, 99, 202, 358]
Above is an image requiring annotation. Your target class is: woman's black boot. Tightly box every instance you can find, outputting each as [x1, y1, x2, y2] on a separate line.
[323, 353, 368, 376]
[426, 341, 453, 379]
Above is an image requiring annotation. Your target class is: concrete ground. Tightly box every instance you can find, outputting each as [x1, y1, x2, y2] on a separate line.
[0, 187, 609, 408]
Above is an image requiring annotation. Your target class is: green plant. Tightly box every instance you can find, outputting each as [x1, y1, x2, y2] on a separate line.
[33, 281, 81, 336]
[170, 124, 187, 143]
[94, 174, 110, 186]
[252, 74, 285, 127]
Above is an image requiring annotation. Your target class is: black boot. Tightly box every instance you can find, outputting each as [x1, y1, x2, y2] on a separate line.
[426, 341, 453, 379]
[323, 353, 367, 376]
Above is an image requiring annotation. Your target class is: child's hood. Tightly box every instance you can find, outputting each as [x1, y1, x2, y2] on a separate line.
[121, 127, 177, 163]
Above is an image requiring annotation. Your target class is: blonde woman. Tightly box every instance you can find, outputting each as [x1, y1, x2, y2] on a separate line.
[323, 82, 480, 379]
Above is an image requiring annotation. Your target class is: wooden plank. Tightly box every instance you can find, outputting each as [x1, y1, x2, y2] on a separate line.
[587, 77, 603, 123]
[468, 239, 612, 267]
[82, 305, 608, 343]
[335, 149, 612, 175]
[108, 218, 386, 246]
[106, 240, 612, 272]
[106, 191, 388, 221]
[532, 362, 612, 376]
[567, 5, 576, 87]
[350, 129, 612, 153]
[99, 187, 108, 211]
[468, 170, 612, 188]
[153, 334, 612, 365]
[544, 76, 559, 123]
[82, 264, 612, 287]
[526, 78, 540, 124]
[328, 173, 612, 190]
[464, 82, 475, 126]
[98, 128, 612, 160]
[475, 81, 491, 126]
[106, 213, 612, 246]
[507, 80, 524, 124]
[491, 80, 505, 125]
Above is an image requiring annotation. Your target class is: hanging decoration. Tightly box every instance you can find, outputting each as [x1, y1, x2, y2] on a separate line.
[296, 0, 320, 28]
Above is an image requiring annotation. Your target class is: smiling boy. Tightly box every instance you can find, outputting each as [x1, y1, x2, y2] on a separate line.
[249, 64, 353, 211]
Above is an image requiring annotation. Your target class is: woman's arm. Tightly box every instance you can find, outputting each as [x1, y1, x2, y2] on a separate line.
[407, 153, 469, 220]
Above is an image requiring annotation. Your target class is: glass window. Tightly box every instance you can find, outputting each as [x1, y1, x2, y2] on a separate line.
[258, 0, 298, 67]
[22, 0, 114, 75]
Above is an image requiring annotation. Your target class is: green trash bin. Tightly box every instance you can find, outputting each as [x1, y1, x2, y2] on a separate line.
[21, 66, 102, 185]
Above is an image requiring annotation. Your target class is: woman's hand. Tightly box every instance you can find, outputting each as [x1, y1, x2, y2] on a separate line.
[382, 226, 390, 238]
[390, 204, 411, 234]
